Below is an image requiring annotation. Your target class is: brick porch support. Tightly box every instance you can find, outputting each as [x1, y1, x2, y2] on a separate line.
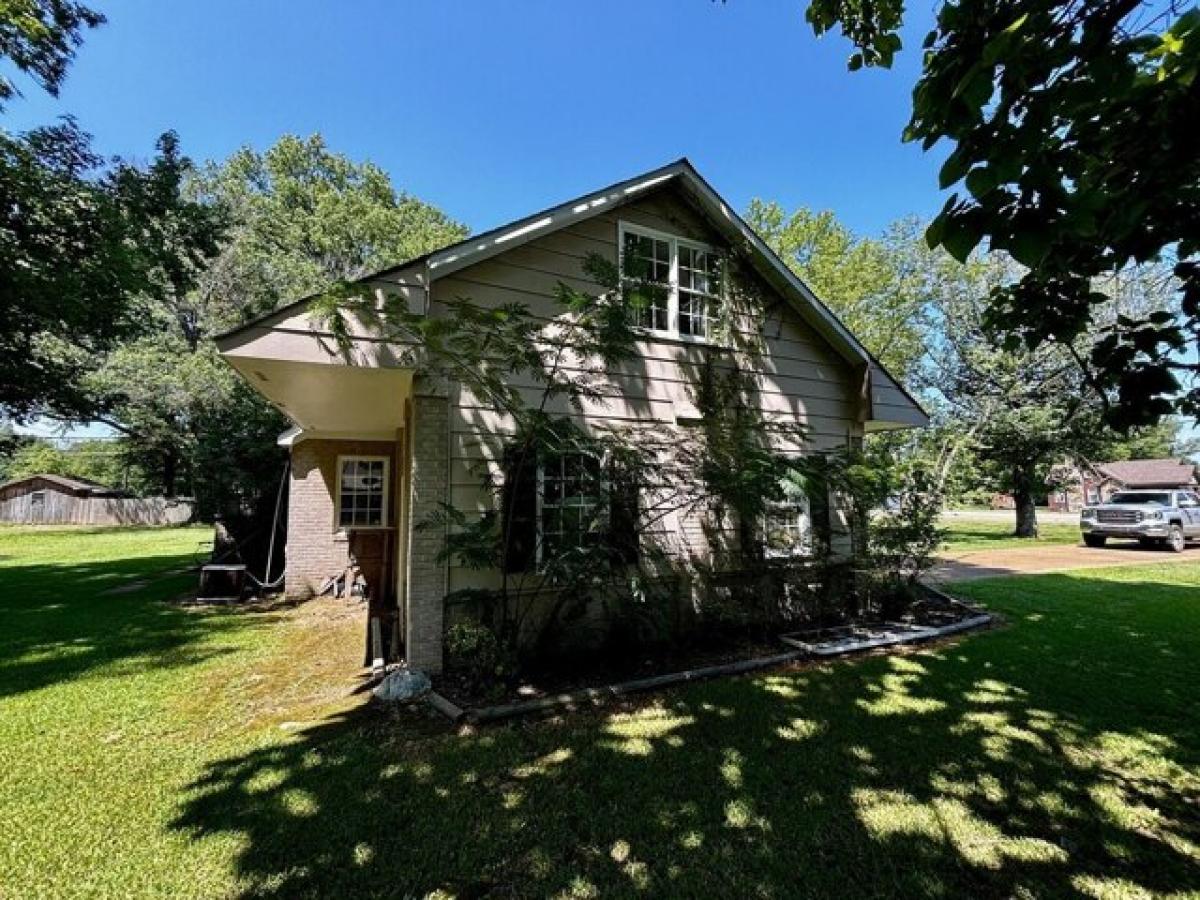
[404, 391, 449, 673]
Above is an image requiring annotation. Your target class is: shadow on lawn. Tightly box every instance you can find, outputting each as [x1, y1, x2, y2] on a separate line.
[0, 551, 283, 699]
[173, 573, 1200, 899]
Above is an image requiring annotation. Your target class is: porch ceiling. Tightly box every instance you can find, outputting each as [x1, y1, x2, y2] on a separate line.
[225, 357, 412, 435]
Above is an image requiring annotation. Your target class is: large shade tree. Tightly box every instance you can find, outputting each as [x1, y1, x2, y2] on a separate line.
[745, 200, 929, 380]
[0, 122, 226, 420]
[80, 135, 468, 514]
[917, 246, 1182, 535]
[802, 0, 1200, 428]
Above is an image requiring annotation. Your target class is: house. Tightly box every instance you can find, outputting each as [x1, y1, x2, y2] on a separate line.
[216, 160, 927, 673]
[1047, 458, 1199, 511]
[0, 473, 194, 525]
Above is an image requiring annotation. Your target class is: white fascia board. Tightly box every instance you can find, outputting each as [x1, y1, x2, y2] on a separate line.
[676, 171, 869, 366]
[425, 164, 688, 280]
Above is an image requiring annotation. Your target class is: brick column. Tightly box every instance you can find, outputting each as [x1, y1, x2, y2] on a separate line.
[405, 392, 449, 673]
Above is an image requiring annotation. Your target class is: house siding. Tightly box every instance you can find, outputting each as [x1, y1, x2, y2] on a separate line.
[432, 183, 863, 597]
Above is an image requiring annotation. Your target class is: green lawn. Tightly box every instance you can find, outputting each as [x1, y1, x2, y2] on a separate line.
[2, 528, 1199, 898]
[941, 516, 1082, 552]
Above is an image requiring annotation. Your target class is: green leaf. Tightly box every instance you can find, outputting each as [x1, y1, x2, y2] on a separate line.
[1007, 229, 1049, 268]
[938, 150, 971, 189]
[965, 167, 998, 198]
[941, 221, 982, 263]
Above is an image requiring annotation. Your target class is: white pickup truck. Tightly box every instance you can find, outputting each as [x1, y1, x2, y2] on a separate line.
[1080, 489, 1200, 552]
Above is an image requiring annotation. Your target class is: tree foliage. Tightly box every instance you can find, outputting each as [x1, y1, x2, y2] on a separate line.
[0, 122, 224, 419]
[804, 0, 1200, 426]
[81, 135, 469, 516]
[0, 436, 145, 489]
[185, 134, 467, 322]
[911, 247, 1185, 534]
[746, 200, 930, 379]
[0, 0, 103, 107]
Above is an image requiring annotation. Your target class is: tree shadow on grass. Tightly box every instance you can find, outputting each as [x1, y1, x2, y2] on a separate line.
[0, 551, 284, 699]
[172, 572, 1200, 898]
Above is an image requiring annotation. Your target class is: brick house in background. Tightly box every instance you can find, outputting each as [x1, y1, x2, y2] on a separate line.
[1047, 458, 1199, 512]
[215, 160, 927, 673]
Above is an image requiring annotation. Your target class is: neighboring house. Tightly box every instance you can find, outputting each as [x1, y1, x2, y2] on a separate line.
[1047, 458, 1199, 511]
[0, 474, 194, 525]
[216, 159, 927, 672]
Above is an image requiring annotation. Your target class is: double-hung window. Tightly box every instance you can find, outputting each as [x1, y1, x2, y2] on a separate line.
[620, 222, 722, 341]
[337, 456, 389, 529]
[500, 446, 640, 571]
[621, 230, 671, 331]
[538, 452, 609, 561]
[677, 243, 721, 339]
[762, 482, 811, 558]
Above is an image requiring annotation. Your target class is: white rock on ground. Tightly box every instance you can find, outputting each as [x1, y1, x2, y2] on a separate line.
[372, 668, 432, 703]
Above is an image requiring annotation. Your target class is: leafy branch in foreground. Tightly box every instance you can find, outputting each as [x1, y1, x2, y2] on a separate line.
[0, 0, 104, 107]
[802, 0, 1200, 427]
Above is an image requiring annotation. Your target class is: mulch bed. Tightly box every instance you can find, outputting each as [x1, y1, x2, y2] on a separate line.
[433, 635, 787, 711]
[428, 585, 992, 721]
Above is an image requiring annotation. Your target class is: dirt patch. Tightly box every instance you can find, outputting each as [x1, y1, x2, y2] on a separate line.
[181, 595, 372, 732]
[929, 541, 1200, 582]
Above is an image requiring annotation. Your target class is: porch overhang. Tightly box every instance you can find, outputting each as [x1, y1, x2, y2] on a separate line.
[223, 355, 413, 437]
[216, 300, 417, 437]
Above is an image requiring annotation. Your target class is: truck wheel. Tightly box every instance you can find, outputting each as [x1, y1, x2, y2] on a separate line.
[1083, 534, 1106, 548]
[1168, 523, 1186, 553]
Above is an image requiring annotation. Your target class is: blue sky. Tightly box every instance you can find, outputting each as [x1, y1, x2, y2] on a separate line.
[23, 1, 1191, 450]
[7, 1, 955, 439]
[4, 0, 944, 240]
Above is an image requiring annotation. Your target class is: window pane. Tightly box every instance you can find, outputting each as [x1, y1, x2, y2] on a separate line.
[763, 481, 810, 556]
[340, 458, 386, 528]
[540, 452, 607, 558]
[679, 291, 708, 338]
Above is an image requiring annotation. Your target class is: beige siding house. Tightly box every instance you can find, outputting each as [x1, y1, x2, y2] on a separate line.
[216, 160, 926, 672]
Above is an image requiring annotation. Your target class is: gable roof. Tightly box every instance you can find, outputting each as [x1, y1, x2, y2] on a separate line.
[1093, 459, 1198, 487]
[374, 158, 875, 367]
[215, 159, 927, 427]
[0, 473, 124, 496]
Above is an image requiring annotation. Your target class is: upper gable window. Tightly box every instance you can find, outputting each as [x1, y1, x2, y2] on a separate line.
[619, 222, 723, 342]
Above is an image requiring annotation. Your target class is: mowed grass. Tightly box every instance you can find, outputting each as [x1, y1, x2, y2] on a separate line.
[941, 515, 1082, 552]
[0, 526, 364, 898]
[2, 529, 1199, 897]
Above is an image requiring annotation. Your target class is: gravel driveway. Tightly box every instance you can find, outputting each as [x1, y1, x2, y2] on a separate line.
[928, 541, 1200, 583]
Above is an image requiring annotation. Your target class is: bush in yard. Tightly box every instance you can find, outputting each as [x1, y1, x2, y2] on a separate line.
[444, 620, 513, 694]
[862, 468, 945, 618]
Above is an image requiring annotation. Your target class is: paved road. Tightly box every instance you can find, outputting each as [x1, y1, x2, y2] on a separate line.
[929, 541, 1200, 583]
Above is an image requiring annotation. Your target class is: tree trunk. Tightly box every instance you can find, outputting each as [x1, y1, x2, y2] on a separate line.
[163, 451, 177, 498]
[1012, 465, 1039, 538]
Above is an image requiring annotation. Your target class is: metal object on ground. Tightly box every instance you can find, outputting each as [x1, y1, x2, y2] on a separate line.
[197, 564, 248, 603]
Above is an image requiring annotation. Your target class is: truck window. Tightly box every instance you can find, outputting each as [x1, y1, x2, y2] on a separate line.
[1109, 492, 1170, 505]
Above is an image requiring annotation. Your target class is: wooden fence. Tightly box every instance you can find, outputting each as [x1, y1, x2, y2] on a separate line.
[0, 493, 194, 526]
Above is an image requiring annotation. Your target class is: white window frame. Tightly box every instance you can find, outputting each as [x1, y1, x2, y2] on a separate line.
[762, 486, 812, 560]
[335, 455, 390, 531]
[619, 221, 723, 344]
[535, 451, 609, 564]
